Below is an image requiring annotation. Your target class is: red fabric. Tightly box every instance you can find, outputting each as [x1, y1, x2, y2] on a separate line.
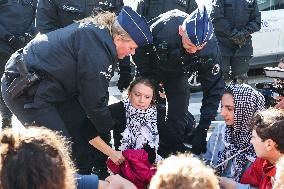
[240, 157, 276, 189]
[106, 149, 157, 189]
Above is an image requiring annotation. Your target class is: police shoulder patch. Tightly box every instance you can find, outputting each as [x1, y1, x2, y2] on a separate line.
[212, 64, 220, 75]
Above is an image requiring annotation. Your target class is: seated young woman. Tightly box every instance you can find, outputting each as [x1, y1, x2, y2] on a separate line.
[204, 82, 265, 182]
[82, 77, 167, 165]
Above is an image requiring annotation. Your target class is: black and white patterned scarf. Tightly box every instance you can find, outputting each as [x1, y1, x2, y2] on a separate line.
[119, 98, 159, 158]
[216, 83, 265, 181]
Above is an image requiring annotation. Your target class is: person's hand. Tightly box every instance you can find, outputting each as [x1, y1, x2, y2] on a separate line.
[230, 29, 248, 47]
[117, 73, 133, 92]
[219, 176, 237, 189]
[105, 174, 137, 189]
[109, 150, 125, 165]
[190, 126, 208, 155]
[275, 96, 284, 109]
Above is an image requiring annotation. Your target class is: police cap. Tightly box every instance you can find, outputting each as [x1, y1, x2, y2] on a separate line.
[182, 6, 213, 47]
[117, 6, 153, 46]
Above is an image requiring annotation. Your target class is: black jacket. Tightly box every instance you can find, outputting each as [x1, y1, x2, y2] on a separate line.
[36, 0, 123, 34]
[136, 0, 197, 21]
[0, 0, 37, 54]
[5, 22, 118, 133]
[211, 0, 261, 56]
[133, 10, 225, 121]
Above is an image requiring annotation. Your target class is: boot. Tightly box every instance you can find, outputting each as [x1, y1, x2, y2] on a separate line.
[2, 118, 12, 129]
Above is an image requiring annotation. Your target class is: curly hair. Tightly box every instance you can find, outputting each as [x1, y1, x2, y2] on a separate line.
[0, 126, 76, 189]
[149, 153, 220, 189]
[249, 108, 284, 153]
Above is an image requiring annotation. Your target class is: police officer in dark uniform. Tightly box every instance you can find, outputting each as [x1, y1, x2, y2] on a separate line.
[35, 0, 123, 178]
[133, 7, 225, 155]
[1, 7, 152, 177]
[0, 0, 37, 128]
[115, 0, 199, 92]
[211, 0, 261, 81]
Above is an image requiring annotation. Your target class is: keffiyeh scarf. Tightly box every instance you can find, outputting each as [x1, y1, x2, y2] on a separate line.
[119, 98, 159, 159]
[216, 83, 265, 181]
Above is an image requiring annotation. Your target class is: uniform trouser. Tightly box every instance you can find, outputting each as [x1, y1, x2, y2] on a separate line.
[158, 75, 191, 155]
[222, 56, 251, 78]
[0, 53, 12, 121]
[1, 77, 110, 178]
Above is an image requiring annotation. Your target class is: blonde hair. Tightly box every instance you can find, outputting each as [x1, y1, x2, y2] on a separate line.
[149, 153, 220, 189]
[274, 156, 284, 189]
[0, 126, 76, 189]
[79, 11, 132, 40]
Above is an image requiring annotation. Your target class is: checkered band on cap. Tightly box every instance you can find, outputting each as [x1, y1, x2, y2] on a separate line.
[117, 6, 153, 46]
[183, 6, 213, 47]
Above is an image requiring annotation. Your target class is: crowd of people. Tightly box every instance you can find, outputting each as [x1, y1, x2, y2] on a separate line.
[1, 0, 284, 189]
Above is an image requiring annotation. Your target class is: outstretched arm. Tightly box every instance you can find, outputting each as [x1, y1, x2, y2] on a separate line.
[89, 137, 125, 165]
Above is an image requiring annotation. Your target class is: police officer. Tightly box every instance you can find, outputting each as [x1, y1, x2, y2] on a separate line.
[35, 0, 123, 178]
[36, 0, 124, 34]
[1, 6, 152, 176]
[0, 0, 38, 128]
[211, 0, 261, 81]
[133, 7, 225, 155]
[115, 0, 199, 92]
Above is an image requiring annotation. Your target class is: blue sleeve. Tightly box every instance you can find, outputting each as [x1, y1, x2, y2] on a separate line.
[204, 123, 225, 165]
[76, 174, 99, 189]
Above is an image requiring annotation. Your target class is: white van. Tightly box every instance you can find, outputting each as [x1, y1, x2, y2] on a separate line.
[250, 0, 284, 68]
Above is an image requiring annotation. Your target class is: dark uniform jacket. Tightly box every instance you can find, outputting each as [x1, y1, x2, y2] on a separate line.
[36, 0, 123, 34]
[82, 101, 168, 163]
[136, 0, 197, 20]
[0, 0, 37, 54]
[133, 10, 225, 122]
[5, 23, 118, 133]
[211, 0, 261, 56]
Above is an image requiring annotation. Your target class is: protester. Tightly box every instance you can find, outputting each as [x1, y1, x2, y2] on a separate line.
[83, 77, 166, 188]
[83, 77, 167, 164]
[0, 126, 137, 189]
[1, 6, 152, 175]
[205, 82, 265, 182]
[217, 108, 284, 189]
[133, 7, 225, 155]
[149, 153, 220, 189]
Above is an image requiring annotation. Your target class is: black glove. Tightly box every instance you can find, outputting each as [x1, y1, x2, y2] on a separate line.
[229, 29, 249, 47]
[190, 119, 211, 155]
[7, 35, 24, 50]
[117, 73, 133, 92]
